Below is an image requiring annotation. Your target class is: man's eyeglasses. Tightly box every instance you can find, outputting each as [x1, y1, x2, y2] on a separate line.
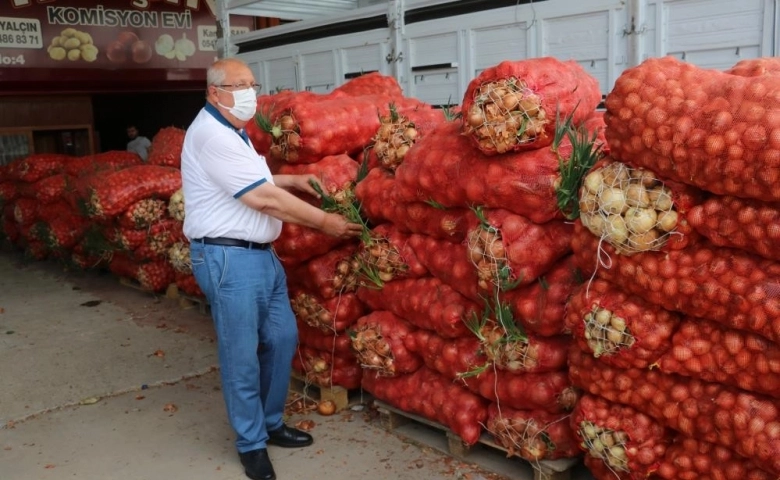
[214, 83, 262, 94]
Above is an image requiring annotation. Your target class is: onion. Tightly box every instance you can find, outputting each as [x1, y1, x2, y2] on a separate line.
[467, 106, 484, 127]
[610, 316, 627, 332]
[599, 188, 628, 215]
[583, 171, 604, 194]
[317, 399, 336, 416]
[657, 210, 679, 232]
[625, 207, 658, 234]
[629, 229, 660, 251]
[580, 193, 598, 214]
[595, 309, 612, 326]
[625, 184, 651, 207]
[403, 128, 418, 142]
[587, 214, 607, 236]
[649, 187, 673, 211]
[311, 359, 328, 373]
[605, 215, 629, 245]
[279, 115, 295, 131]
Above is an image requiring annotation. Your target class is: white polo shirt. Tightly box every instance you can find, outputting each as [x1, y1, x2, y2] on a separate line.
[181, 103, 282, 244]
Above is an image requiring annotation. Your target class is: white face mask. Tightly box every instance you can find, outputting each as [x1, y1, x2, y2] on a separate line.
[217, 87, 257, 121]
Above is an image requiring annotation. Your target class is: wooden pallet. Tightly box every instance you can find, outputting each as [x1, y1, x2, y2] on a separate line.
[119, 276, 156, 293]
[164, 283, 210, 315]
[288, 372, 359, 413]
[375, 400, 581, 480]
[118, 277, 210, 315]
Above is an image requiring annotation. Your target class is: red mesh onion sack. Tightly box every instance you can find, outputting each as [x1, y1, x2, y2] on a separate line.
[655, 433, 777, 480]
[257, 92, 416, 164]
[1, 213, 19, 245]
[297, 320, 353, 356]
[289, 289, 365, 333]
[565, 279, 680, 369]
[0, 182, 17, 205]
[407, 113, 605, 221]
[461, 57, 602, 155]
[394, 122, 563, 223]
[13, 198, 39, 225]
[62, 151, 142, 177]
[404, 330, 485, 380]
[88, 165, 181, 218]
[687, 195, 780, 261]
[659, 317, 780, 398]
[356, 168, 474, 242]
[108, 253, 140, 280]
[290, 243, 359, 298]
[6, 153, 69, 183]
[370, 104, 446, 172]
[293, 345, 362, 389]
[356, 223, 428, 287]
[486, 403, 580, 461]
[466, 208, 573, 291]
[137, 260, 175, 292]
[351, 311, 422, 377]
[362, 366, 488, 445]
[32, 212, 89, 251]
[277, 153, 358, 194]
[331, 72, 404, 98]
[572, 393, 670, 479]
[572, 220, 780, 345]
[273, 222, 351, 269]
[727, 57, 780, 77]
[357, 276, 477, 338]
[117, 199, 168, 230]
[501, 255, 582, 337]
[33, 174, 68, 205]
[406, 329, 573, 413]
[246, 91, 299, 169]
[147, 127, 185, 168]
[605, 56, 780, 202]
[408, 234, 481, 302]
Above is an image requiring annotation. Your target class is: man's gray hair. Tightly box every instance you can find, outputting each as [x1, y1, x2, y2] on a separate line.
[206, 63, 227, 87]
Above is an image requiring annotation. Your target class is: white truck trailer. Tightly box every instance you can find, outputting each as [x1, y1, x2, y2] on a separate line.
[216, 0, 777, 105]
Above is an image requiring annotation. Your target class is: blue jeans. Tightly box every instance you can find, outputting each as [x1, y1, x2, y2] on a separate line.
[190, 242, 297, 453]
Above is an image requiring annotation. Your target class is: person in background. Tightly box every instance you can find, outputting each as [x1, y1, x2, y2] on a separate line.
[180, 58, 363, 480]
[126, 124, 151, 161]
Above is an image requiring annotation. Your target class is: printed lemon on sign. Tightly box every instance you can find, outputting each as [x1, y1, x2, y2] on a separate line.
[155, 33, 195, 61]
[48, 27, 98, 62]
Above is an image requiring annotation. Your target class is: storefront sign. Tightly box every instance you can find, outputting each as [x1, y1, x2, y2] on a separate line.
[0, 0, 252, 70]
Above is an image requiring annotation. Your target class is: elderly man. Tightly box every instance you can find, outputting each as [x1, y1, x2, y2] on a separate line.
[180, 58, 362, 480]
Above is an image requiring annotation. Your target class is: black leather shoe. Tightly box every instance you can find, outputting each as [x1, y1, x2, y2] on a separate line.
[267, 424, 314, 448]
[239, 448, 276, 480]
